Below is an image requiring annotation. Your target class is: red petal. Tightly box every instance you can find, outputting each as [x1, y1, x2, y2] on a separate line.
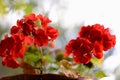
[2, 56, 19, 68]
[19, 45, 26, 58]
[10, 26, 20, 35]
[92, 42, 103, 59]
[46, 26, 59, 40]
[24, 13, 37, 21]
[34, 29, 48, 46]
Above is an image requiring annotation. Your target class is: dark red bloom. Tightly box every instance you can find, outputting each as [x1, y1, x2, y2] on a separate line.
[24, 13, 37, 21]
[79, 24, 103, 43]
[34, 29, 48, 46]
[37, 14, 51, 28]
[0, 13, 59, 68]
[17, 19, 24, 28]
[66, 23, 116, 64]
[92, 24, 104, 30]
[73, 51, 92, 64]
[64, 39, 75, 56]
[92, 41, 103, 59]
[46, 26, 59, 40]
[16, 18, 36, 36]
[89, 27, 103, 43]
[12, 34, 26, 58]
[0, 36, 15, 57]
[0, 34, 26, 68]
[80, 24, 116, 50]
[79, 25, 92, 39]
[10, 26, 20, 35]
[22, 20, 35, 36]
[2, 56, 19, 68]
[103, 28, 116, 51]
[24, 36, 33, 45]
[65, 38, 93, 64]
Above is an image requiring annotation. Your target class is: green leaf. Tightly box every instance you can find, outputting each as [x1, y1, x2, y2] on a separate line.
[56, 53, 64, 62]
[95, 70, 106, 79]
[49, 66, 58, 71]
[14, 0, 26, 10]
[24, 4, 33, 15]
[25, 53, 40, 62]
[91, 58, 103, 68]
[0, 0, 7, 15]
[44, 53, 53, 63]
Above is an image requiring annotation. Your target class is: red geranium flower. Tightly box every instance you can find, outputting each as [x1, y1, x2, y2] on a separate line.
[103, 28, 116, 51]
[24, 13, 37, 21]
[0, 34, 26, 68]
[10, 26, 20, 35]
[12, 34, 26, 58]
[65, 24, 116, 64]
[73, 51, 92, 64]
[78, 25, 92, 39]
[2, 56, 19, 68]
[0, 13, 59, 68]
[0, 35, 15, 57]
[64, 39, 75, 56]
[92, 41, 103, 59]
[37, 14, 51, 27]
[46, 26, 59, 40]
[16, 18, 36, 36]
[34, 29, 48, 46]
[24, 36, 33, 45]
[79, 24, 104, 43]
[65, 38, 93, 64]
[21, 20, 35, 36]
[89, 27, 103, 43]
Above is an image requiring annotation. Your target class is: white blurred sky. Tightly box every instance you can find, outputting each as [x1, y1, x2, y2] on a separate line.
[0, 0, 120, 79]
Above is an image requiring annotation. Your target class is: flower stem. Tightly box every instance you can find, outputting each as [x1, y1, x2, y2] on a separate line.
[39, 47, 43, 80]
[39, 47, 43, 75]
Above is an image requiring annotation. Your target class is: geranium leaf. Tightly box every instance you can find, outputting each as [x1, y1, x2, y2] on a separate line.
[24, 5, 33, 15]
[91, 58, 103, 68]
[95, 70, 106, 79]
[26, 54, 40, 62]
[0, 0, 7, 15]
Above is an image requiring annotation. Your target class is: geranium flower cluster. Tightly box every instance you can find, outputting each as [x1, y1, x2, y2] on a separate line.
[65, 24, 116, 64]
[0, 13, 59, 68]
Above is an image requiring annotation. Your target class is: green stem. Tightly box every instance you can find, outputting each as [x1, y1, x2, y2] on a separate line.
[39, 47, 43, 75]
[40, 47, 43, 56]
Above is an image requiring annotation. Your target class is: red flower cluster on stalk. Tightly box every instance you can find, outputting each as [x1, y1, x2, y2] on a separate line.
[0, 13, 59, 68]
[65, 24, 116, 64]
